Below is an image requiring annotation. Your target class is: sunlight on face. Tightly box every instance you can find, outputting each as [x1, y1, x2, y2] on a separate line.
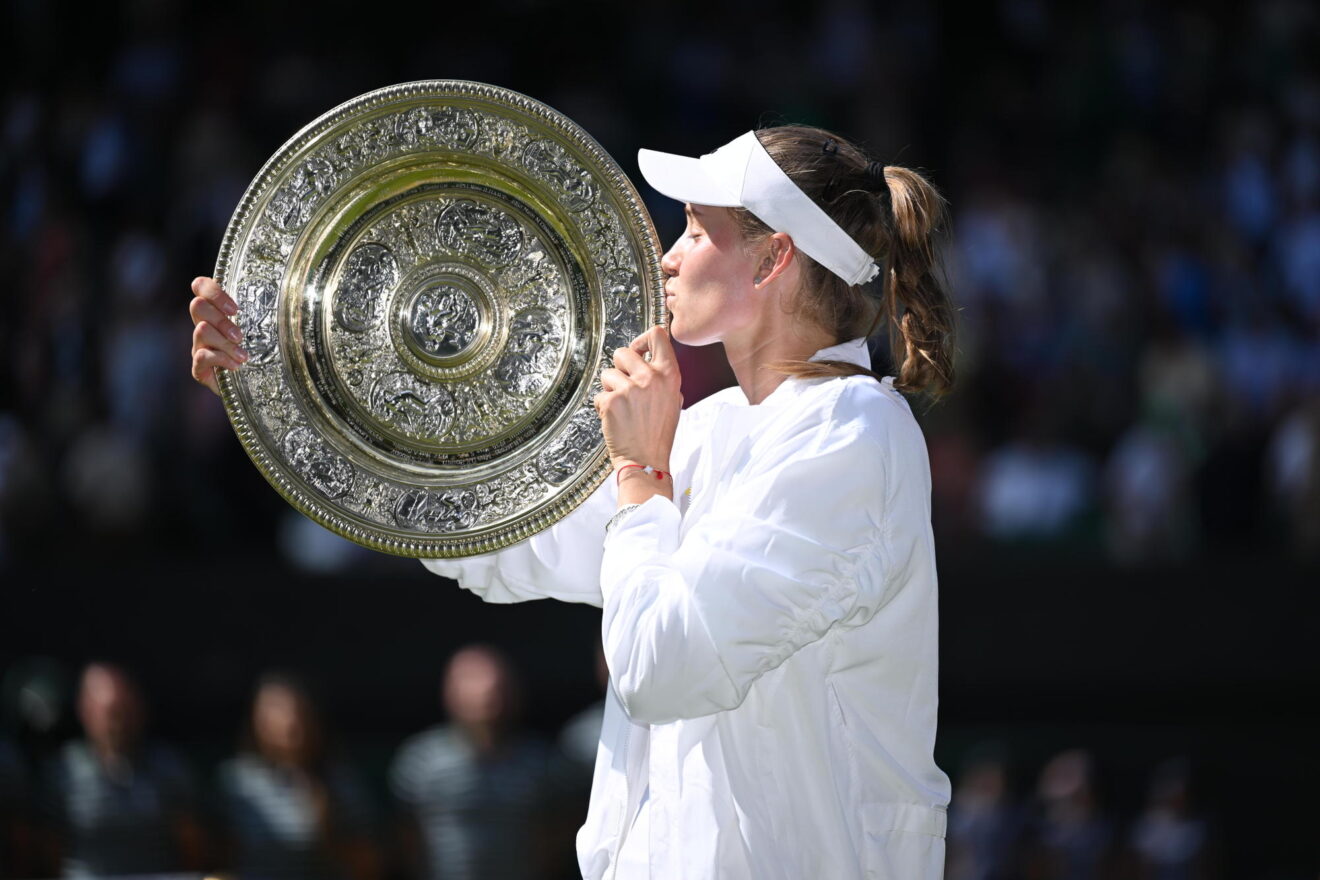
[660, 205, 763, 347]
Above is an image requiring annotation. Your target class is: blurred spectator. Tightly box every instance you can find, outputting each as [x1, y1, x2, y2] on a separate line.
[1123, 757, 1217, 880]
[1102, 419, 1196, 565]
[1, 658, 72, 762]
[1021, 749, 1118, 880]
[1137, 328, 1215, 458]
[977, 411, 1098, 542]
[60, 424, 153, 536]
[946, 743, 1028, 880]
[0, 736, 34, 878]
[1267, 398, 1320, 560]
[215, 671, 380, 880]
[40, 662, 205, 877]
[0, 414, 52, 565]
[277, 509, 374, 574]
[390, 644, 575, 880]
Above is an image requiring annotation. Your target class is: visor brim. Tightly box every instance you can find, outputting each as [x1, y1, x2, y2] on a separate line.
[637, 148, 743, 208]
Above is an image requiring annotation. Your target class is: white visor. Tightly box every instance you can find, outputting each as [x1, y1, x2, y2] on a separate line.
[637, 131, 882, 287]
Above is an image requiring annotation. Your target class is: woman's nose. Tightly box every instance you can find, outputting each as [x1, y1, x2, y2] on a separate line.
[660, 244, 680, 277]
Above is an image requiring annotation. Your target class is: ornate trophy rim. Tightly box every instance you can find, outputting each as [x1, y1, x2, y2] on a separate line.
[214, 80, 664, 558]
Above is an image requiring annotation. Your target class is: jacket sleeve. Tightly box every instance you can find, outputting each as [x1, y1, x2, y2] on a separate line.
[599, 413, 894, 724]
[419, 474, 616, 607]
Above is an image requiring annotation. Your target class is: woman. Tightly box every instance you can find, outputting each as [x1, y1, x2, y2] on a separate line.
[215, 673, 380, 880]
[190, 123, 956, 879]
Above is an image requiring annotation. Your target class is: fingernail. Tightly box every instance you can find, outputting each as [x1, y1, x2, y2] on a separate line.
[227, 325, 243, 343]
[222, 300, 239, 316]
[236, 348, 249, 363]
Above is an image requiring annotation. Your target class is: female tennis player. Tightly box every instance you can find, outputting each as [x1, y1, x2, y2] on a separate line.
[189, 123, 957, 879]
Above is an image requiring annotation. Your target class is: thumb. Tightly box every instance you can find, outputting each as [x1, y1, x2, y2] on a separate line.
[630, 323, 674, 368]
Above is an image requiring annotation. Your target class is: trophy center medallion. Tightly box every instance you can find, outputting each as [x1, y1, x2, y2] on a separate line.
[408, 278, 482, 359]
[396, 262, 496, 370]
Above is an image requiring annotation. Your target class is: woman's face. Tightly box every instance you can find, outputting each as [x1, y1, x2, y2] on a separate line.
[660, 204, 764, 346]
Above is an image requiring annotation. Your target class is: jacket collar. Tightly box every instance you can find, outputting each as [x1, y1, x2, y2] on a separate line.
[808, 336, 871, 369]
[746, 337, 877, 407]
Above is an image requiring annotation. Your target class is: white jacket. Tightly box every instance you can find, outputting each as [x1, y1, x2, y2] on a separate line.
[422, 337, 951, 879]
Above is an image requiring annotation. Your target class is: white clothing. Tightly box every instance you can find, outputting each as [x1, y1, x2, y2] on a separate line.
[422, 337, 951, 879]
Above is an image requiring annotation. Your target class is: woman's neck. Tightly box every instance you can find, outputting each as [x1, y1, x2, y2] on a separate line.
[723, 321, 836, 405]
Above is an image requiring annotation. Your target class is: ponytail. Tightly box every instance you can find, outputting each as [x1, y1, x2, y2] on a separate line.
[882, 166, 956, 398]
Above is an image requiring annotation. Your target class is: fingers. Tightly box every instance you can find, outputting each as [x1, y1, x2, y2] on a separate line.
[189, 295, 241, 343]
[189, 277, 243, 399]
[191, 347, 245, 397]
[193, 321, 248, 365]
[192, 276, 238, 317]
[611, 346, 648, 376]
[599, 367, 629, 393]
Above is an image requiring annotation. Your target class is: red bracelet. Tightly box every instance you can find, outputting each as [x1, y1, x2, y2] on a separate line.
[617, 464, 670, 483]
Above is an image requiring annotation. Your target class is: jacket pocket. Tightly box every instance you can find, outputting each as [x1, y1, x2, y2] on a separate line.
[859, 801, 948, 838]
[858, 804, 948, 880]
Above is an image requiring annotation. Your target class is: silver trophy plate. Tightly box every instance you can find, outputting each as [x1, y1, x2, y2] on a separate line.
[214, 81, 663, 557]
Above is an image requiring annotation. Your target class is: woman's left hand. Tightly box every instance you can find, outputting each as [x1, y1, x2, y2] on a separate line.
[595, 325, 683, 473]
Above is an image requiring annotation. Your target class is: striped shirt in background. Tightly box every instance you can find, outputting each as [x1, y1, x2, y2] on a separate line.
[42, 739, 196, 878]
[216, 753, 377, 880]
[389, 725, 572, 880]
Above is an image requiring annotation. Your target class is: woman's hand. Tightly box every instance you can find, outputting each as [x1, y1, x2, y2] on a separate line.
[189, 276, 247, 396]
[595, 325, 683, 490]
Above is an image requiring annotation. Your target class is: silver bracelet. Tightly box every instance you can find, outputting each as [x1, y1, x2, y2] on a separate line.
[605, 503, 643, 535]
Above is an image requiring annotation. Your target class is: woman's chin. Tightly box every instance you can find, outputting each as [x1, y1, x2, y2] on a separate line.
[668, 320, 696, 347]
[665, 312, 683, 342]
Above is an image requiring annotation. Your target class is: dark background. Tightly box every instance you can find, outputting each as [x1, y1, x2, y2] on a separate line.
[2, 0, 1319, 876]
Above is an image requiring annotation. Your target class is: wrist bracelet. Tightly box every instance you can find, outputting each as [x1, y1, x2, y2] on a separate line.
[616, 464, 670, 484]
[605, 503, 643, 535]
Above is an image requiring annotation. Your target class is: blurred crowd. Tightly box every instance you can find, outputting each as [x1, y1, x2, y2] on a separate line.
[1, 0, 1317, 571]
[0, 651, 594, 880]
[0, 656, 1222, 880]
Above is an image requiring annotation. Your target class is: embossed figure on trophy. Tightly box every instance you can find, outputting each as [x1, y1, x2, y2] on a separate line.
[236, 279, 280, 365]
[395, 107, 434, 148]
[269, 157, 337, 232]
[522, 139, 596, 212]
[436, 199, 524, 266]
[386, 207, 426, 262]
[335, 243, 398, 333]
[370, 374, 456, 439]
[395, 106, 481, 151]
[393, 486, 487, 532]
[537, 411, 598, 485]
[410, 284, 480, 358]
[495, 308, 562, 396]
[603, 268, 644, 351]
[282, 427, 355, 499]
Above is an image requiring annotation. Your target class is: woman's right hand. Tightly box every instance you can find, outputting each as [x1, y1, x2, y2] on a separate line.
[189, 276, 248, 396]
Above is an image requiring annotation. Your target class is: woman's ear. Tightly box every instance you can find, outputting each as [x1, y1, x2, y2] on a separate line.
[754, 232, 797, 289]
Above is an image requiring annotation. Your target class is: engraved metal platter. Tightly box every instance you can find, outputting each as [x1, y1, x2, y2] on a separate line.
[214, 81, 663, 557]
